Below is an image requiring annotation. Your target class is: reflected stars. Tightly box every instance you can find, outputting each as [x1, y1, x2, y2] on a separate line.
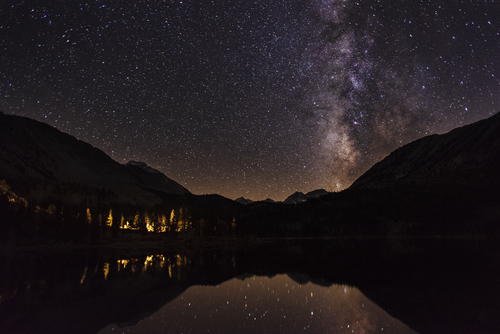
[98, 274, 417, 334]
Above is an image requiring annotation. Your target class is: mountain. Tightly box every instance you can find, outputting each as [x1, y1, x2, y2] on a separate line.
[350, 112, 500, 190]
[0, 112, 189, 206]
[262, 198, 275, 203]
[283, 189, 330, 204]
[305, 189, 330, 198]
[239, 113, 500, 238]
[235, 197, 254, 205]
[283, 191, 308, 204]
[123, 161, 190, 196]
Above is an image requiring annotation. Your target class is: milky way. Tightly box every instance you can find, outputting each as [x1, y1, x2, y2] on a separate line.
[1, 0, 499, 200]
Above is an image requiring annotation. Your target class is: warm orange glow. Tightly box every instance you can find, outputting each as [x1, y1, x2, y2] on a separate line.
[80, 266, 88, 285]
[143, 255, 154, 272]
[116, 208, 197, 233]
[0, 180, 9, 194]
[175, 207, 192, 232]
[145, 211, 154, 232]
[157, 255, 165, 268]
[103, 263, 110, 280]
[106, 210, 113, 227]
[133, 213, 139, 228]
[47, 204, 56, 215]
[110, 255, 193, 279]
[0, 180, 28, 207]
[86, 208, 92, 224]
[120, 220, 139, 230]
[169, 209, 175, 223]
[117, 259, 129, 272]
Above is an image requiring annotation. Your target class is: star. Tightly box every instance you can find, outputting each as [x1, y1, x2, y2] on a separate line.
[1, 0, 498, 200]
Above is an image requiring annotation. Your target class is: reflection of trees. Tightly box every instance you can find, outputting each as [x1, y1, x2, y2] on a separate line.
[111, 254, 192, 282]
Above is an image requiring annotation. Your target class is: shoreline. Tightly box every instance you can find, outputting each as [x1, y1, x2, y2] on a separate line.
[1, 233, 495, 256]
[0, 234, 263, 256]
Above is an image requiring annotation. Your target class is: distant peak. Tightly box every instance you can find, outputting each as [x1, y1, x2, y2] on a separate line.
[283, 189, 330, 204]
[305, 189, 329, 198]
[125, 161, 161, 174]
[235, 197, 254, 205]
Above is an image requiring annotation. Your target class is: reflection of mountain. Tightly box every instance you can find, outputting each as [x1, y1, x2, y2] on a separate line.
[0, 112, 189, 206]
[1, 241, 499, 334]
[100, 274, 416, 334]
[0, 252, 197, 334]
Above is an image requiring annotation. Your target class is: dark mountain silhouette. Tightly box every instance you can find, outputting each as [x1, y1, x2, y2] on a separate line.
[283, 191, 308, 204]
[305, 188, 330, 198]
[1, 111, 500, 240]
[238, 113, 500, 237]
[235, 197, 254, 205]
[350, 112, 500, 190]
[0, 112, 189, 206]
[123, 161, 190, 196]
[2, 241, 499, 334]
[283, 189, 330, 204]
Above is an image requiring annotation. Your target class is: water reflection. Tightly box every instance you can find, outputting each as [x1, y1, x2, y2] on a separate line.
[1, 239, 500, 334]
[99, 274, 416, 334]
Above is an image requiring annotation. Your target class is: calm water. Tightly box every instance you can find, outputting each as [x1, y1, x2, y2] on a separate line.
[98, 274, 416, 334]
[1, 239, 499, 334]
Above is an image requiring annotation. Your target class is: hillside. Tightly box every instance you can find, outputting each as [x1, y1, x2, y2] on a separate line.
[238, 113, 500, 237]
[350, 112, 500, 189]
[283, 189, 330, 204]
[0, 112, 190, 206]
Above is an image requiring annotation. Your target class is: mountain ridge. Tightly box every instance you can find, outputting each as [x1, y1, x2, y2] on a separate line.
[0, 112, 190, 206]
[350, 112, 500, 190]
[283, 189, 330, 204]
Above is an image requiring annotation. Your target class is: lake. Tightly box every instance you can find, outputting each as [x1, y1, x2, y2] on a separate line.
[1, 238, 499, 333]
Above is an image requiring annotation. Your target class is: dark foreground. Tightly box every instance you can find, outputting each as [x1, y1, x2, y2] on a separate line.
[1, 238, 499, 334]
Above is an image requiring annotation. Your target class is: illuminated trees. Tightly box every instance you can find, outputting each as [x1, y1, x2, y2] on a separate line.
[0, 180, 9, 194]
[86, 208, 92, 224]
[106, 210, 113, 227]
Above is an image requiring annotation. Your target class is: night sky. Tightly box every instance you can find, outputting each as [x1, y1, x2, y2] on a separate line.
[1, 1, 499, 201]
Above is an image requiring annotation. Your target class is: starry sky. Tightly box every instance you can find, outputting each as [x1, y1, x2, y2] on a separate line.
[1, 0, 499, 201]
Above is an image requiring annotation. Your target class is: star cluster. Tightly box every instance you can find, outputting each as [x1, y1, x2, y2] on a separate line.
[1, 0, 499, 200]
